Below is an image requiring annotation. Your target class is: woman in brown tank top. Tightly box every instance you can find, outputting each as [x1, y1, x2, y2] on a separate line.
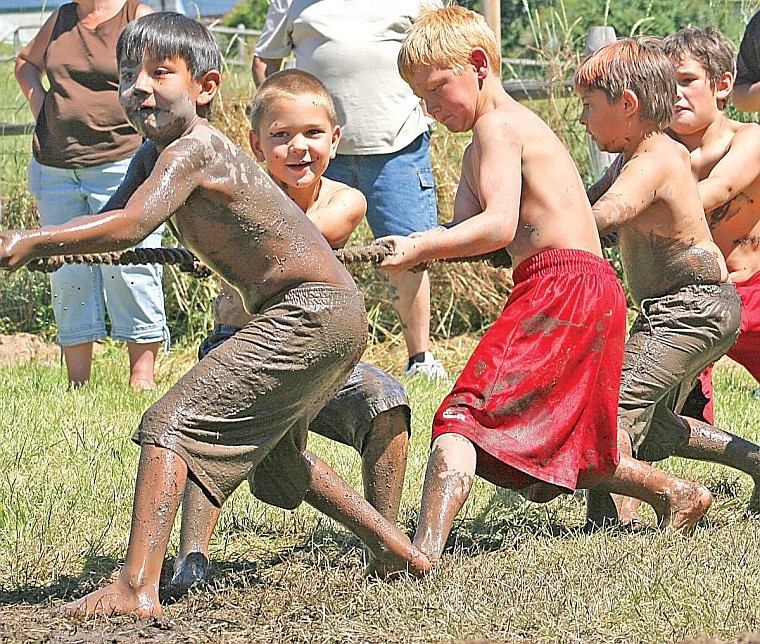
[15, 0, 168, 390]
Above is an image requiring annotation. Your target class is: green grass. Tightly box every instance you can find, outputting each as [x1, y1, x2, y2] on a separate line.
[1, 345, 760, 642]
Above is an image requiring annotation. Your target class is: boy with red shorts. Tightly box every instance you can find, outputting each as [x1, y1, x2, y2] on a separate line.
[577, 37, 760, 527]
[663, 26, 760, 423]
[376, 6, 712, 568]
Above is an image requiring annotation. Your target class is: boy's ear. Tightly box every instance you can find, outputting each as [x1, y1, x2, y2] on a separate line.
[469, 47, 490, 82]
[249, 129, 266, 162]
[715, 71, 734, 102]
[330, 124, 341, 159]
[621, 88, 640, 116]
[196, 70, 221, 108]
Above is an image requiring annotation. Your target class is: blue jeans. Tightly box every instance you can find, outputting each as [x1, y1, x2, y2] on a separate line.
[324, 131, 438, 237]
[29, 158, 168, 347]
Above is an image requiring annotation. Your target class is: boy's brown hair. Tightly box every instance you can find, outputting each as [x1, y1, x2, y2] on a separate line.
[574, 37, 676, 129]
[397, 5, 501, 83]
[662, 26, 735, 90]
[250, 69, 338, 134]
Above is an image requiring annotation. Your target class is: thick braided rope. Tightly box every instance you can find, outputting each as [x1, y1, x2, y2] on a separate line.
[25, 234, 618, 276]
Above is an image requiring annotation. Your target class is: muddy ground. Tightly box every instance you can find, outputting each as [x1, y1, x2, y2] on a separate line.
[0, 333, 58, 368]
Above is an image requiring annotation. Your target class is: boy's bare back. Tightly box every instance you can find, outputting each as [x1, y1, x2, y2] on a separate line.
[120, 119, 354, 314]
[592, 131, 726, 303]
[455, 98, 602, 267]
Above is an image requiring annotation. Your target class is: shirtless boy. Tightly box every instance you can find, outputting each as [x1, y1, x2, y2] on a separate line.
[376, 6, 711, 568]
[663, 26, 760, 424]
[172, 69, 414, 587]
[576, 37, 760, 528]
[0, 13, 428, 617]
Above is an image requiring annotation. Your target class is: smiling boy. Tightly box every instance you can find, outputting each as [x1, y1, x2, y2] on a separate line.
[576, 37, 760, 528]
[0, 13, 429, 617]
[375, 7, 713, 570]
[662, 26, 760, 425]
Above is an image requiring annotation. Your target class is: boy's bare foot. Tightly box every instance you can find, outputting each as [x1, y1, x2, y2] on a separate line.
[653, 480, 712, 534]
[130, 379, 156, 392]
[61, 580, 161, 618]
[365, 540, 431, 580]
[171, 552, 209, 590]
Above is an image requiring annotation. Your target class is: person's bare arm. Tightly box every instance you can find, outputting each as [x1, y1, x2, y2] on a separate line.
[379, 116, 521, 273]
[698, 124, 760, 213]
[586, 154, 623, 206]
[0, 138, 204, 270]
[592, 154, 662, 235]
[252, 55, 283, 87]
[14, 11, 58, 119]
[308, 187, 367, 248]
[733, 82, 760, 112]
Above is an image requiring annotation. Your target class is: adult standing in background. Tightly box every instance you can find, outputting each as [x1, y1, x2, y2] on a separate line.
[15, 0, 168, 389]
[253, 0, 446, 378]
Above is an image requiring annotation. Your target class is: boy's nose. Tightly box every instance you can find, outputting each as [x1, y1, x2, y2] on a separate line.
[289, 134, 308, 150]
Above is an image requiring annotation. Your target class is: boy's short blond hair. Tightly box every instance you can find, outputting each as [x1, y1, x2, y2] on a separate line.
[662, 26, 735, 88]
[250, 69, 338, 134]
[573, 38, 676, 129]
[398, 5, 501, 83]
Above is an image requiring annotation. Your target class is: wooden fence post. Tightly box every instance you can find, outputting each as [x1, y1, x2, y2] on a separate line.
[584, 26, 618, 181]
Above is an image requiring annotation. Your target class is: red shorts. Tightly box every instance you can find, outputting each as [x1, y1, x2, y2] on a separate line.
[432, 249, 626, 496]
[682, 271, 760, 424]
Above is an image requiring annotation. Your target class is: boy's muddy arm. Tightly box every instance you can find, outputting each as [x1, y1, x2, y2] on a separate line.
[592, 155, 659, 234]
[586, 155, 623, 206]
[698, 125, 760, 214]
[0, 139, 203, 269]
[100, 142, 160, 213]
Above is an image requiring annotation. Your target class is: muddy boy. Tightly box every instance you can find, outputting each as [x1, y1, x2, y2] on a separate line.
[0, 12, 428, 617]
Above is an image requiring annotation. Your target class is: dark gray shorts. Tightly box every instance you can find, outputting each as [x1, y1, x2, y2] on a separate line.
[620, 282, 741, 461]
[135, 283, 367, 510]
[200, 326, 410, 454]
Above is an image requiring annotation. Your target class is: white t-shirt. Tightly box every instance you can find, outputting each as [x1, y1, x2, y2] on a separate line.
[254, 0, 441, 155]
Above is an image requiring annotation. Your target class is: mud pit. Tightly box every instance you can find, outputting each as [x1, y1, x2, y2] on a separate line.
[0, 333, 58, 368]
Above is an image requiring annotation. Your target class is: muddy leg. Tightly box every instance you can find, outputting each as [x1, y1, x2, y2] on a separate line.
[600, 452, 712, 534]
[302, 450, 430, 579]
[172, 478, 221, 589]
[62, 444, 187, 618]
[586, 429, 633, 531]
[412, 433, 476, 563]
[361, 407, 409, 524]
[675, 416, 760, 515]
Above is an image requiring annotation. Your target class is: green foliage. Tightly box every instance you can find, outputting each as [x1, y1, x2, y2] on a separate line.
[223, 0, 270, 30]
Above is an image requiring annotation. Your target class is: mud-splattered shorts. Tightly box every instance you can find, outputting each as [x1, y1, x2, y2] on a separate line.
[134, 283, 367, 510]
[200, 328, 410, 454]
[621, 282, 741, 461]
[432, 249, 626, 494]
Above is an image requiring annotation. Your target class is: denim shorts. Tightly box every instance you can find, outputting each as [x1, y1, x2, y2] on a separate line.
[324, 131, 438, 238]
[29, 158, 168, 346]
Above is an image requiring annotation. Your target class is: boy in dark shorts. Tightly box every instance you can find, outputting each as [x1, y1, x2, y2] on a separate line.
[663, 27, 760, 427]
[0, 13, 428, 617]
[172, 69, 413, 587]
[376, 6, 712, 569]
[576, 37, 760, 528]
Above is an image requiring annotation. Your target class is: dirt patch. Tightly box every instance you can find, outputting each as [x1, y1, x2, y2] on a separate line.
[0, 333, 59, 368]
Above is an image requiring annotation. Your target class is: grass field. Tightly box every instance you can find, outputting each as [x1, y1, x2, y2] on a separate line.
[1, 338, 760, 643]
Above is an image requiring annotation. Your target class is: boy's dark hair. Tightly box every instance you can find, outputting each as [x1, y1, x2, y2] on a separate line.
[116, 12, 222, 80]
[662, 26, 735, 88]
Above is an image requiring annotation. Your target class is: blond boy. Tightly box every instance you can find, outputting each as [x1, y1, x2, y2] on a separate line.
[663, 26, 760, 425]
[576, 37, 760, 527]
[375, 7, 712, 568]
